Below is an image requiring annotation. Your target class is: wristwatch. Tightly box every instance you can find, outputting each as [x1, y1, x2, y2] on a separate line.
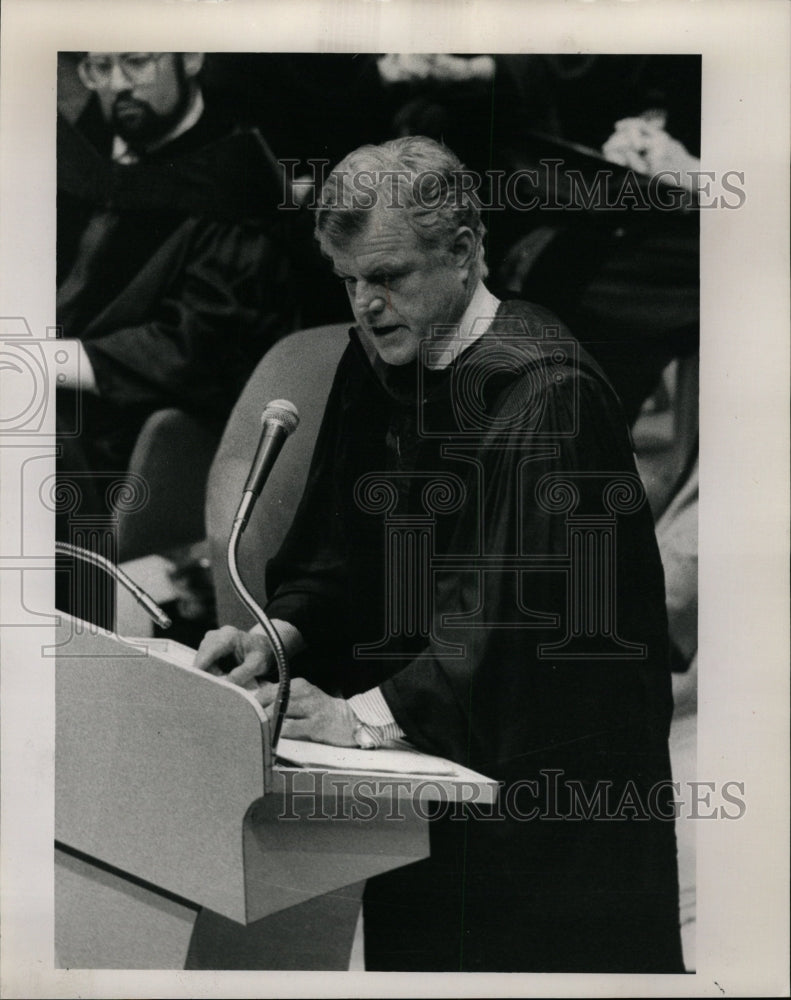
[352, 720, 384, 749]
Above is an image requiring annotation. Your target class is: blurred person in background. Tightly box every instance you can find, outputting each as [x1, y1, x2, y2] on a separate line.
[56, 51, 296, 479]
[54, 52, 298, 628]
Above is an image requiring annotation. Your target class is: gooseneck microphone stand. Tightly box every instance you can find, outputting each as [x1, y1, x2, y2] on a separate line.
[226, 400, 300, 751]
[226, 516, 290, 750]
[54, 540, 173, 630]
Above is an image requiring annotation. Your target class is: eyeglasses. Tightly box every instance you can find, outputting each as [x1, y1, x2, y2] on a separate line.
[78, 53, 166, 89]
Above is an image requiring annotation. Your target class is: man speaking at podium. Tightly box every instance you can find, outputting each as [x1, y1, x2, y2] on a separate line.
[196, 137, 684, 973]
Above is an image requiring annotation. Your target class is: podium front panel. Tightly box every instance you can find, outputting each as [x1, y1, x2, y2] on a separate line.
[55, 619, 270, 922]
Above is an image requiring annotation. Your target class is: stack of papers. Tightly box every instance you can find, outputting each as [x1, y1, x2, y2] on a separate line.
[275, 738, 459, 776]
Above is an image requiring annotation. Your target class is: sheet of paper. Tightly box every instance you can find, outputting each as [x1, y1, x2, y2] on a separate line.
[275, 737, 460, 776]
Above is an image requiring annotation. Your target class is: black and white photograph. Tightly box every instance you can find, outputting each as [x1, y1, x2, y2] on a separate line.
[0, 0, 788, 996]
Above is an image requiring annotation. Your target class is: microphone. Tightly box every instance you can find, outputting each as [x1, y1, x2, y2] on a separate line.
[235, 400, 300, 532]
[227, 399, 300, 749]
[54, 540, 172, 630]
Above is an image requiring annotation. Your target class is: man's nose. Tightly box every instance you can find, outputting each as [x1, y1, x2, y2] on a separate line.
[107, 61, 132, 92]
[355, 282, 387, 317]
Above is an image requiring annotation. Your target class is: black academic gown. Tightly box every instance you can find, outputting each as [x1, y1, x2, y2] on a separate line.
[265, 299, 684, 972]
[56, 100, 296, 474]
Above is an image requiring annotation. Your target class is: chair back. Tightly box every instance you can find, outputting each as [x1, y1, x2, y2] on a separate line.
[117, 409, 221, 563]
[206, 322, 349, 628]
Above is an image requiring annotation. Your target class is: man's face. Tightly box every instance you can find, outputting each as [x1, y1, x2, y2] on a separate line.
[80, 52, 200, 147]
[322, 206, 474, 367]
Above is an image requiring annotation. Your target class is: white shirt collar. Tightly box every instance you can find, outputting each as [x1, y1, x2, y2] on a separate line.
[112, 88, 204, 164]
[424, 280, 502, 370]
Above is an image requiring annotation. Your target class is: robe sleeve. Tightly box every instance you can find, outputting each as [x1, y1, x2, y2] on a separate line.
[379, 365, 671, 776]
[82, 218, 291, 419]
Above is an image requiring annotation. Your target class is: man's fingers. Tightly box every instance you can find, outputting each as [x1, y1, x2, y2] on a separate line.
[226, 651, 268, 688]
[279, 678, 319, 718]
[252, 679, 314, 717]
[276, 703, 356, 747]
[193, 626, 239, 672]
[253, 680, 278, 708]
[255, 682, 356, 747]
[277, 716, 317, 741]
[622, 149, 648, 172]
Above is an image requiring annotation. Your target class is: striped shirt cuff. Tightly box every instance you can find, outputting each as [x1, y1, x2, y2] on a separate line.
[348, 687, 405, 744]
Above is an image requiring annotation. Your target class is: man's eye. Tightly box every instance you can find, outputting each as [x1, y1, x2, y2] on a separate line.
[343, 276, 357, 287]
[123, 54, 154, 72]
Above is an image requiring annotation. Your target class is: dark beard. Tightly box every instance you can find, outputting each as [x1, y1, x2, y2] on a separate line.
[111, 60, 192, 150]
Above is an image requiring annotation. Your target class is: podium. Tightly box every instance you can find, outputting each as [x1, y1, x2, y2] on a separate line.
[54, 614, 496, 969]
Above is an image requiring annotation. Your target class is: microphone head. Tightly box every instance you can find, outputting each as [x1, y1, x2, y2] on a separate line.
[261, 399, 300, 437]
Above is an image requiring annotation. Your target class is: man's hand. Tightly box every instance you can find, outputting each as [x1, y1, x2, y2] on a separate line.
[254, 677, 357, 747]
[42, 339, 98, 393]
[377, 53, 494, 85]
[194, 625, 275, 688]
[602, 114, 700, 189]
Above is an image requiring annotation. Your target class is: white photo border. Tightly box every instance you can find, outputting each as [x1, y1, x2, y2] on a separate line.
[1, 0, 789, 996]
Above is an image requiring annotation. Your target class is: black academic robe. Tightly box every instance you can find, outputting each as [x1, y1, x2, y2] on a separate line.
[266, 299, 683, 972]
[56, 100, 297, 473]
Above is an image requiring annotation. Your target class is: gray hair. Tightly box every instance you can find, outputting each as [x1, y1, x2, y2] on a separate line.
[314, 135, 488, 279]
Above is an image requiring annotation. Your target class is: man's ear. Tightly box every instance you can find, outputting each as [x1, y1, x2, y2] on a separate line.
[76, 59, 94, 92]
[182, 53, 205, 79]
[452, 226, 477, 278]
